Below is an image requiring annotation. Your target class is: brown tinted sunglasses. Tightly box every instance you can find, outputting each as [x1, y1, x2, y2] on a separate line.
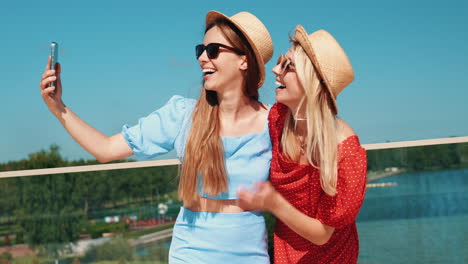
[276, 54, 296, 74]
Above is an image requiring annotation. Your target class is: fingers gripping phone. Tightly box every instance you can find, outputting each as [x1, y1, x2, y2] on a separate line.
[50, 42, 59, 87]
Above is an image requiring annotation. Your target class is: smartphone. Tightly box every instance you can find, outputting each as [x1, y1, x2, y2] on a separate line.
[50, 42, 59, 87]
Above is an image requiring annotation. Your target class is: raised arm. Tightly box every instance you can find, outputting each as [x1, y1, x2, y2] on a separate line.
[39, 56, 133, 162]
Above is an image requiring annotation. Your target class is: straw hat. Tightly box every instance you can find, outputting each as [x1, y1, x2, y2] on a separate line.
[294, 25, 354, 114]
[206, 11, 273, 88]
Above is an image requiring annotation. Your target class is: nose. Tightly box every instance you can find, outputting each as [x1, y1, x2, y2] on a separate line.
[272, 63, 281, 76]
[197, 49, 209, 65]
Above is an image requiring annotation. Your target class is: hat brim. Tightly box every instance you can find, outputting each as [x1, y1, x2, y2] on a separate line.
[206, 11, 266, 88]
[294, 25, 338, 114]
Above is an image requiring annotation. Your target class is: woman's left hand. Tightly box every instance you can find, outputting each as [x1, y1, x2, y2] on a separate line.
[237, 181, 279, 211]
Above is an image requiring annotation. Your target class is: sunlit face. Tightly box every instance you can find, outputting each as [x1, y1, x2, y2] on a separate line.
[198, 26, 247, 92]
[272, 48, 305, 110]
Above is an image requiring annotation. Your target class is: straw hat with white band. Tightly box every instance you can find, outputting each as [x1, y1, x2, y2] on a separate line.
[294, 25, 354, 114]
[206, 11, 274, 88]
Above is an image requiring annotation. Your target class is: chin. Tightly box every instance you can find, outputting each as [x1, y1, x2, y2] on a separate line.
[204, 83, 216, 92]
[275, 94, 287, 104]
[276, 97, 296, 110]
[203, 81, 221, 92]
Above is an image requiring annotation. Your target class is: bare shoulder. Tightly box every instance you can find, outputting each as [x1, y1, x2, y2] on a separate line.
[336, 118, 356, 143]
[244, 102, 268, 134]
[256, 102, 270, 119]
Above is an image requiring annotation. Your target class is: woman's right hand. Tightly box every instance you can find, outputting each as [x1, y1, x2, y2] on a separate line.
[39, 56, 64, 115]
[37, 56, 134, 162]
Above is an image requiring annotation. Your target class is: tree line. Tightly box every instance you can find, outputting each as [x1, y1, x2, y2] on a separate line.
[367, 142, 468, 171]
[0, 145, 179, 255]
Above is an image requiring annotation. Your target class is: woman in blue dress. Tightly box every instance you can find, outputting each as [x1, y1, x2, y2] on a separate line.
[39, 10, 274, 263]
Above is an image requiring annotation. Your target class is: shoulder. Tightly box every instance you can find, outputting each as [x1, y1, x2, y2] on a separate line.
[257, 102, 270, 120]
[165, 95, 196, 110]
[336, 119, 366, 161]
[268, 103, 288, 121]
[152, 95, 196, 119]
[336, 118, 356, 144]
[268, 103, 289, 143]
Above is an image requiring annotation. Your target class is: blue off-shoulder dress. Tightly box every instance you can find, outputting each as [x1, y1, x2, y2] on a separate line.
[122, 95, 272, 264]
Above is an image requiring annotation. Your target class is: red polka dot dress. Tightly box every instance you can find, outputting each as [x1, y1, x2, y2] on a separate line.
[268, 103, 367, 264]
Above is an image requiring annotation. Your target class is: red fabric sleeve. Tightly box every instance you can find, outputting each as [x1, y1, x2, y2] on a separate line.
[316, 137, 367, 229]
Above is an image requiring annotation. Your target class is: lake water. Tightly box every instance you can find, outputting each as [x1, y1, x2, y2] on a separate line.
[357, 168, 468, 264]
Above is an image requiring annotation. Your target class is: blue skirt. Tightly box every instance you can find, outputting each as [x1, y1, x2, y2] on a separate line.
[169, 207, 270, 264]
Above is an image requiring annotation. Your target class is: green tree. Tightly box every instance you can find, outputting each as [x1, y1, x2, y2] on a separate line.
[13, 146, 85, 261]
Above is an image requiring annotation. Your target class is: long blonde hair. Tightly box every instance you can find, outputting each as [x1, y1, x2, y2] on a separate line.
[281, 43, 339, 196]
[179, 19, 261, 205]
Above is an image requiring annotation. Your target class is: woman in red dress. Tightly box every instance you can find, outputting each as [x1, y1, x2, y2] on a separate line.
[238, 25, 367, 264]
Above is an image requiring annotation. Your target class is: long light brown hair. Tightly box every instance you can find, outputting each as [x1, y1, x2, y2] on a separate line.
[179, 19, 262, 205]
[281, 43, 339, 196]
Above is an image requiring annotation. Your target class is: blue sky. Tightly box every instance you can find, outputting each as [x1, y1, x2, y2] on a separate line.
[1, 0, 467, 163]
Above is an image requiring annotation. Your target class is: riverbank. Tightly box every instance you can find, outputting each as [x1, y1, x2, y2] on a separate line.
[367, 168, 403, 182]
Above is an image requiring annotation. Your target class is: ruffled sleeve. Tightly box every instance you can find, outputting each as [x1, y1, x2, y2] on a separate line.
[316, 136, 367, 229]
[121, 95, 192, 159]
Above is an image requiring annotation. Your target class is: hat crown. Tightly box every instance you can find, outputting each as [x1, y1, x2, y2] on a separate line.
[230, 12, 273, 64]
[307, 30, 354, 97]
[294, 25, 354, 114]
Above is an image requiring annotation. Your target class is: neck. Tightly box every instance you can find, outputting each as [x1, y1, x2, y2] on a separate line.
[217, 89, 257, 121]
[294, 118, 308, 137]
[286, 102, 308, 136]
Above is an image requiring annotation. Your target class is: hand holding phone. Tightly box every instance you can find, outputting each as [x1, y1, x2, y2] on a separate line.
[40, 41, 63, 110]
[50, 42, 59, 87]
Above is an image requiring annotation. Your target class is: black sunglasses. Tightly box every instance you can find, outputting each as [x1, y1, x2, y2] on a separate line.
[195, 43, 245, 60]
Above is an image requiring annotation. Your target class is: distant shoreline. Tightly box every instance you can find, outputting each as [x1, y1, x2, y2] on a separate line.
[366, 165, 468, 183]
[367, 169, 403, 183]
